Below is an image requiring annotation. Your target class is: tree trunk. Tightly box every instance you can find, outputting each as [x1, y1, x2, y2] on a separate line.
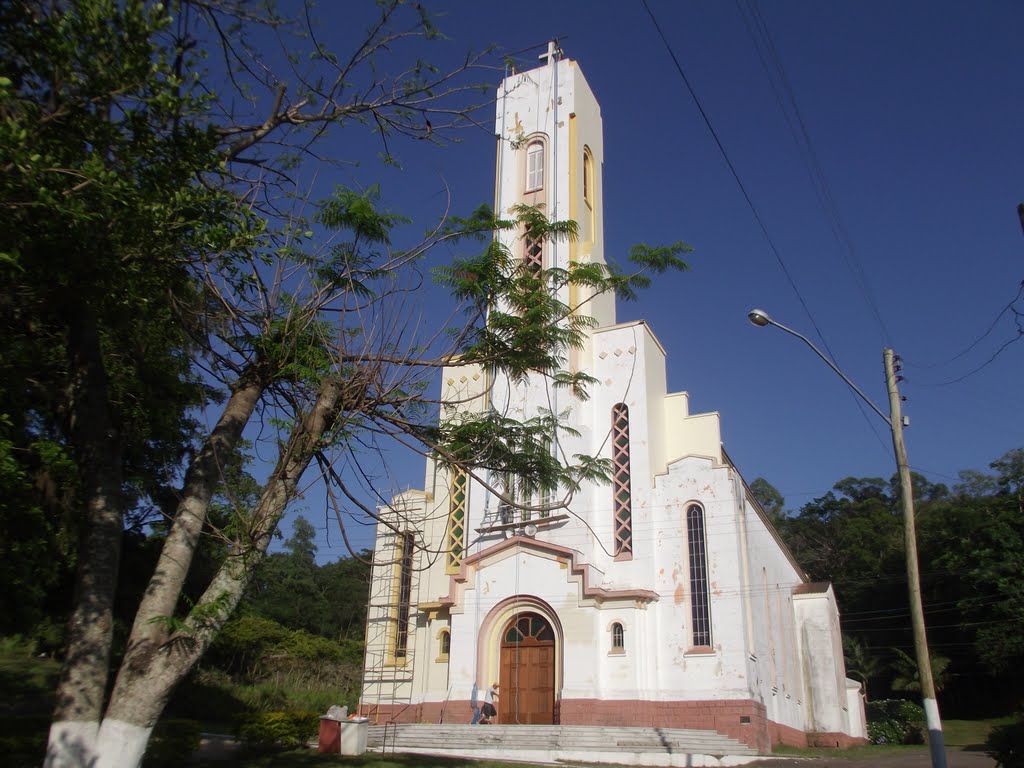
[95, 377, 342, 768]
[112, 363, 267, 683]
[46, 314, 125, 768]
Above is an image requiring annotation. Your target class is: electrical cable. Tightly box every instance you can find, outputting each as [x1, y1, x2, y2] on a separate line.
[639, 0, 890, 455]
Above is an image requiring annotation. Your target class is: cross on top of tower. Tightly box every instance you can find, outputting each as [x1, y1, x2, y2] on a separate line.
[538, 40, 562, 66]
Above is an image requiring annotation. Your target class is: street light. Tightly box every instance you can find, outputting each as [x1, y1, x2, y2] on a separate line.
[747, 308, 947, 768]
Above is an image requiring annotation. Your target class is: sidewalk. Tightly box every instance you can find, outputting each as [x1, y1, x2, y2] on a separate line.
[749, 750, 994, 767]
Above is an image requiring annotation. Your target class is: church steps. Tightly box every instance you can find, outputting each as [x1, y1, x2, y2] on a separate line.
[367, 724, 758, 756]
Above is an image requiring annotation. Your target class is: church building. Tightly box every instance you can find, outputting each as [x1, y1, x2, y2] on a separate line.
[360, 45, 867, 753]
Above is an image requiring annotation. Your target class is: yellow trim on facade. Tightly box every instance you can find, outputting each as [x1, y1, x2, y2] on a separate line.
[568, 113, 579, 373]
[384, 532, 412, 667]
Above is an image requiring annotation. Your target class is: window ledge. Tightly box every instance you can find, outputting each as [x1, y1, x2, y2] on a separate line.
[685, 646, 715, 657]
[607, 649, 625, 657]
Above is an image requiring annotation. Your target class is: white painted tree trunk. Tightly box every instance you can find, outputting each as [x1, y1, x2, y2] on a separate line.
[45, 721, 98, 768]
[94, 719, 154, 768]
[47, 718, 155, 768]
[44, 377, 344, 768]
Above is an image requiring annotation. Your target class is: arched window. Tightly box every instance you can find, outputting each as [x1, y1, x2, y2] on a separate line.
[502, 613, 554, 644]
[582, 146, 595, 242]
[526, 140, 545, 192]
[611, 403, 633, 558]
[583, 147, 594, 209]
[687, 504, 712, 647]
[445, 468, 467, 573]
[611, 622, 625, 652]
[439, 629, 451, 658]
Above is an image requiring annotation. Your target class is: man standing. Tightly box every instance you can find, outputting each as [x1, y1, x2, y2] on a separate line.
[470, 682, 481, 724]
[481, 681, 499, 724]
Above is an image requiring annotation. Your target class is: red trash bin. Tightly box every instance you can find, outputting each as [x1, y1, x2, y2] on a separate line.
[318, 716, 341, 753]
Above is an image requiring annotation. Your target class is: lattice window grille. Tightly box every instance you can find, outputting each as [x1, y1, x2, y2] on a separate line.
[611, 403, 633, 555]
[446, 469, 468, 572]
[524, 233, 543, 271]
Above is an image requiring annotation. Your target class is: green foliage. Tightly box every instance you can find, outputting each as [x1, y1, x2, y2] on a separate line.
[0, 634, 37, 657]
[211, 615, 292, 679]
[987, 716, 1024, 768]
[237, 710, 319, 750]
[890, 647, 951, 694]
[842, 635, 885, 695]
[779, 477, 903, 609]
[244, 520, 370, 641]
[0, 715, 49, 768]
[866, 699, 925, 745]
[143, 719, 202, 768]
[750, 477, 786, 523]
[919, 447, 1024, 678]
[0, 0, 259, 637]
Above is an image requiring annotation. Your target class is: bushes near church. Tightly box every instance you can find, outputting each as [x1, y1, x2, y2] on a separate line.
[866, 699, 925, 745]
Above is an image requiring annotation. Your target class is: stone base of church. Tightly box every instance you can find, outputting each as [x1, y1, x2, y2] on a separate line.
[807, 731, 869, 748]
[361, 698, 862, 753]
[560, 698, 770, 753]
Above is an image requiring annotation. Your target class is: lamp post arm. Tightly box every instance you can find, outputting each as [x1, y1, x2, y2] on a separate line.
[763, 318, 891, 426]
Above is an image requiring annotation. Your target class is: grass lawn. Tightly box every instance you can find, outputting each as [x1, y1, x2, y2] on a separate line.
[943, 717, 1016, 750]
[192, 751, 553, 768]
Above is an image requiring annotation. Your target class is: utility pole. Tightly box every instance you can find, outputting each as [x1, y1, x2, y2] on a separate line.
[884, 348, 947, 768]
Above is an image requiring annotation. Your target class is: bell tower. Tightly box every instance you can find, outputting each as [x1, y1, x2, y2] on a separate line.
[493, 43, 615, 330]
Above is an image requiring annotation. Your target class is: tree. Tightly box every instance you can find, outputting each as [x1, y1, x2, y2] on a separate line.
[921, 449, 1024, 678]
[246, 517, 325, 634]
[2, 3, 692, 766]
[890, 647, 951, 694]
[779, 477, 903, 607]
[842, 635, 885, 700]
[750, 477, 785, 523]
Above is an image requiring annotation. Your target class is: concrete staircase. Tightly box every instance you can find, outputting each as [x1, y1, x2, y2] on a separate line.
[367, 723, 762, 766]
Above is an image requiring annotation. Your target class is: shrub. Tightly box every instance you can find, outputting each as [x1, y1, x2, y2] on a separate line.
[144, 719, 202, 768]
[0, 715, 49, 768]
[0, 635, 37, 657]
[866, 699, 925, 745]
[236, 710, 318, 750]
[987, 718, 1024, 768]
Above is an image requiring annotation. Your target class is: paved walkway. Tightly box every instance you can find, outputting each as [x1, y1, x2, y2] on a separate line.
[748, 751, 994, 767]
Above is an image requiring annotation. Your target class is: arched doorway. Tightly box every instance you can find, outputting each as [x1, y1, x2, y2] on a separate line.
[499, 612, 555, 724]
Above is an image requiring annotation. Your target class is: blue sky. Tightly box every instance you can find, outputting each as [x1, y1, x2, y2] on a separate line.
[270, 1, 1024, 561]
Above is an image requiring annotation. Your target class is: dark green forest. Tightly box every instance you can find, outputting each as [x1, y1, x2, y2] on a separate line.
[758, 446, 1024, 716]
[3, 447, 1021, 720]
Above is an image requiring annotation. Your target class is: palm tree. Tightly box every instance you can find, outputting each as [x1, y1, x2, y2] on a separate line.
[843, 635, 885, 700]
[890, 647, 951, 694]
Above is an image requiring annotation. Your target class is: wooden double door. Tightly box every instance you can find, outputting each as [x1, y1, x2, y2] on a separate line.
[498, 613, 556, 724]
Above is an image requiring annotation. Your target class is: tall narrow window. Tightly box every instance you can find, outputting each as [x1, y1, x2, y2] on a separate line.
[583, 148, 594, 209]
[526, 141, 544, 192]
[394, 532, 415, 659]
[611, 403, 633, 557]
[687, 504, 712, 647]
[611, 622, 625, 652]
[582, 146, 595, 242]
[446, 469, 467, 573]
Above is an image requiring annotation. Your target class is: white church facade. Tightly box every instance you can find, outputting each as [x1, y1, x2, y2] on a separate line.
[360, 47, 866, 753]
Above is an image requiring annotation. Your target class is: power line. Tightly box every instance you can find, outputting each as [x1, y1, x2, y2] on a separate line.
[904, 280, 1024, 385]
[639, 0, 889, 454]
[734, 0, 891, 345]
